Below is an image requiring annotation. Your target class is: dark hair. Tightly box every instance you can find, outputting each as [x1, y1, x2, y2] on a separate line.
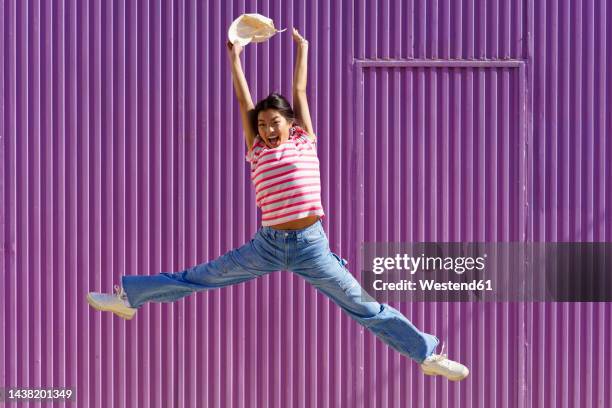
[250, 93, 296, 136]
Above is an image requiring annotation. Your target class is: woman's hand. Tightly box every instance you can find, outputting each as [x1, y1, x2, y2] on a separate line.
[292, 28, 308, 47]
[226, 40, 243, 61]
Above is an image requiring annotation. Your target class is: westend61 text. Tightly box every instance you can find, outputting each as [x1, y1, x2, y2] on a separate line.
[372, 279, 493, 292]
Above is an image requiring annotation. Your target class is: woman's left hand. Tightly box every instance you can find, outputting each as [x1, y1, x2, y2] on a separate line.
[292, 28, 308, 46]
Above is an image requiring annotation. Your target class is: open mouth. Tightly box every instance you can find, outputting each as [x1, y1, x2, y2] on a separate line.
[267, 135, 280, 147]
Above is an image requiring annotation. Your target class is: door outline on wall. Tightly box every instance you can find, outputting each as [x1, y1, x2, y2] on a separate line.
[352, 58, 531, 405]
[352, 59, 530, 244]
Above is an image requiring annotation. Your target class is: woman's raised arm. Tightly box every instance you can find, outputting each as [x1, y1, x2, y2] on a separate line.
[226, 41, 257, 150]
[291, 29, 316, 141]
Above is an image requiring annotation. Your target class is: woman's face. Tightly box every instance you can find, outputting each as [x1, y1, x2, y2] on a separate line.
[257, 109, 293, 148]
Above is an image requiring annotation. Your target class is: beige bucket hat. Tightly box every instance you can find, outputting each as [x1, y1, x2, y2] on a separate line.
[228, 13, 286, 46]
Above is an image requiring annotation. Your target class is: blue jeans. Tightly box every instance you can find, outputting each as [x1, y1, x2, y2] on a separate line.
[122, 220, 439, 363]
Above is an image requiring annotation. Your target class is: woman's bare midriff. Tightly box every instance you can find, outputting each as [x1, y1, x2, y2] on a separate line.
[269, 215, 320, 230]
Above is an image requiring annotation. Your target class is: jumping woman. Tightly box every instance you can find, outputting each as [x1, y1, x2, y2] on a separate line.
[87, 28, 469, 382]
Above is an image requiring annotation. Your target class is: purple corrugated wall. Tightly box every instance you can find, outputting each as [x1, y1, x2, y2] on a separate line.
[1, 0, 610, 407]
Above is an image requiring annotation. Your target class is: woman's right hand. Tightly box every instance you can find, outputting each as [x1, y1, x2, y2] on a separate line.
[226, 40, 243, 61]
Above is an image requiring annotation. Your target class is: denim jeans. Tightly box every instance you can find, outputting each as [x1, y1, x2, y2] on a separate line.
[122, 220, 439, 363]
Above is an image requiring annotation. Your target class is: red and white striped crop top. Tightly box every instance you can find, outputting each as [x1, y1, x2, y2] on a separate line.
[245, 126, 325, 226]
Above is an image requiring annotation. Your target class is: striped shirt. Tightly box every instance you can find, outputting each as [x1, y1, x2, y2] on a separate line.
[245, 126, 325, 226]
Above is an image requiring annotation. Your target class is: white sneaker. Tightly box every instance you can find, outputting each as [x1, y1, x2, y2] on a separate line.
[87, 285, 137, 320]
[420, 343, 469, 381]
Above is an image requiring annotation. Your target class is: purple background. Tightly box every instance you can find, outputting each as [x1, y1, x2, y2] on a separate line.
[1, 0, 611, 407]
